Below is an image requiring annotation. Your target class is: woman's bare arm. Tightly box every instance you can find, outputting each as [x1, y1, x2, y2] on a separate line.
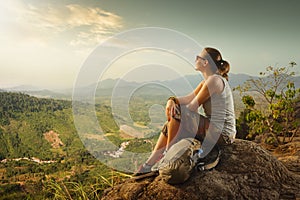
[177, 81, 204, 105]
[186, 76, 224, 111]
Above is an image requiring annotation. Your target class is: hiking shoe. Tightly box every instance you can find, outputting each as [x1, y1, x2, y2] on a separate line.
[134, 163, 153, 176]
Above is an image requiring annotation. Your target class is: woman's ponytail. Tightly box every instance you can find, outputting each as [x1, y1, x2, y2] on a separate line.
[217, 60, 230, 81]
[204, 47, 230, 81]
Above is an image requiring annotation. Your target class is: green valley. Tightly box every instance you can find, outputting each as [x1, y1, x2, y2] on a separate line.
[0, 91, 163, 199]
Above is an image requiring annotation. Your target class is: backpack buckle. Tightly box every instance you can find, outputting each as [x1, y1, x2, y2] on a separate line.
[196, 162, 205, 171]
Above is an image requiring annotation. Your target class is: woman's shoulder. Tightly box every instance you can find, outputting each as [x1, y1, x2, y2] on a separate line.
[205, 74, 225, 94]
[205, 74, 224, 85]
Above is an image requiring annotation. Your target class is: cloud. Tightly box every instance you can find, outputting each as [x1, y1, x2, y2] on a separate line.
[0, 1, 125, 88]
[18, 2, 124, 47]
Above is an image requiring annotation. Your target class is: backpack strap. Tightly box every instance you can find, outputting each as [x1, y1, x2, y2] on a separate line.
[131, 170, 159, 181]
[196, 145, 222, 171]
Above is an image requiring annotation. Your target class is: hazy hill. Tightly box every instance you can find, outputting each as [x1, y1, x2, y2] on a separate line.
[3, 85, 42, 92]
[2, 73, 299, 102]
[0, 91, 121, 199]
[0, 92, 78, 160]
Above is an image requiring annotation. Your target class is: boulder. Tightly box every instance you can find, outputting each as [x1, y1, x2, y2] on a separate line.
[101, 139, 300, 200]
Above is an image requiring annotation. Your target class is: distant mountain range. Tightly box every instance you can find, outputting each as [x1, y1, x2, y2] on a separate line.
[3, 84, 42, 91]
[1, 73, 300, 100]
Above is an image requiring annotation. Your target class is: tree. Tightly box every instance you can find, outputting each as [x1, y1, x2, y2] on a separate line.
[235, 62, 300, 145]
[236, 95, 265, 140]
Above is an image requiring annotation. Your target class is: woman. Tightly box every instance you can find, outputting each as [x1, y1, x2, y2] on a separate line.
[136, 47, 236, 174]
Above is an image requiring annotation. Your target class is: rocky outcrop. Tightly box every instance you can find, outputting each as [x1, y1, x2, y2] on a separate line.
[101, 139, 300, 200]
[295, 100, 300, 118]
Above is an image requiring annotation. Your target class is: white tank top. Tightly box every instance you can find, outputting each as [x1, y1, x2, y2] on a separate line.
[202, 74, 236, 143]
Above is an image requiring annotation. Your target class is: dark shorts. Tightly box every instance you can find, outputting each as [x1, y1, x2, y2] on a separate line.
[162, 105, 229, 145]
[162, 105, 208, 140]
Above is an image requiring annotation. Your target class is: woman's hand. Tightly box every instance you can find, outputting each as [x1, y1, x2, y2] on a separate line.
[165, 100, 176, 121]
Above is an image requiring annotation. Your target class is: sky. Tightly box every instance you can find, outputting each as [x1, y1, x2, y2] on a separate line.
[0, 0, 299, 89]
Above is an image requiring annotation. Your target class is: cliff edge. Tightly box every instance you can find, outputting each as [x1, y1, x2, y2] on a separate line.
[101, 139, 300, 200]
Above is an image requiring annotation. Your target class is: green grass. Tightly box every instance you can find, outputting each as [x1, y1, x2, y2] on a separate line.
[42, 170, 132, 200]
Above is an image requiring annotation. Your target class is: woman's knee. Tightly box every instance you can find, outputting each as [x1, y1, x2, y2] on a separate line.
[169, 116, 180, 126]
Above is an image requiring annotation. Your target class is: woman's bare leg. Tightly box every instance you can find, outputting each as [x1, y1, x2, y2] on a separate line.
[145, 133, 167, 165]
[145, 117, 180, 165]
[166, 117, 180, 150]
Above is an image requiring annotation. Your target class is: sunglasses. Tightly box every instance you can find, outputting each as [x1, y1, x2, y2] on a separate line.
[196, 55, 206, 61]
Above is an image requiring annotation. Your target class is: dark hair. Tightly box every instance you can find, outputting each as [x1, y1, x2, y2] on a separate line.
[204, 47, 230, 80]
